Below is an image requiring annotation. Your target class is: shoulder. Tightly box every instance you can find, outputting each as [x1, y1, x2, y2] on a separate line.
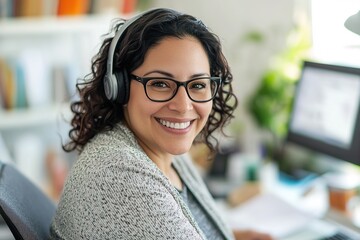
[60, 121, 170, 212]
[52, 132, 204, 239]
[76, 122, 151, 170]
[83, 122, 139, 157]
[68, 123, 165, 189]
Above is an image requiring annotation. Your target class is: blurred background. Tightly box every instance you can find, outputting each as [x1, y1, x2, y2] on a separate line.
[0, 0, 359, 207]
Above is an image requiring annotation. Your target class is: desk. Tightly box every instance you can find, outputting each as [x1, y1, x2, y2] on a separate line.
[213, 162, 360, 239]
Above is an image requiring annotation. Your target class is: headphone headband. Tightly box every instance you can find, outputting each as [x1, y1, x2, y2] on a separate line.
[106, 11, 150, 81]
[103, 8, 172, 102]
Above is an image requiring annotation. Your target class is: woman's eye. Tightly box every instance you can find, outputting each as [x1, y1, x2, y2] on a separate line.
[149, 80, 170, 88]
[190, 81, 207, 90]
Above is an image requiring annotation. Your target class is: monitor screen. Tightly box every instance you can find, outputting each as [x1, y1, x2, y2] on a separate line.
[287, 61, 360, 165]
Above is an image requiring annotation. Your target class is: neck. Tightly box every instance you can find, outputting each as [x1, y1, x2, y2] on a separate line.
[137, 140, 173, 173]
[137, 140, 183, 190]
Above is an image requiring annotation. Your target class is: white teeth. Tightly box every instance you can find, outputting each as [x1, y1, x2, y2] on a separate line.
[159, 119, 190, 130]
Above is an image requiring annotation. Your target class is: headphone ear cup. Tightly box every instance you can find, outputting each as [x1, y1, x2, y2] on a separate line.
[104, 74, 117, 101]
[114, 70, 130, 104]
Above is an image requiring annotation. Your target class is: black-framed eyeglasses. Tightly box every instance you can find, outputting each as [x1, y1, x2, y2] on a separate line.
[130, 74, 221, 103]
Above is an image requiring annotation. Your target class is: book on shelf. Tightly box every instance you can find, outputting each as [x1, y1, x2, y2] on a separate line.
[0, 55, 76, 112]
[90, 0, 121, 15]
[0, 0, 13, 18]
[11, 59, 28, 109]
[57, 0, 90, 16]
[0, 90, 3, 110]
[52, 65, 76, 104]
[0, 58, 16, 110]
[13, 0, 43, 17]
[0, 59, 6, 109]
[18, 50, 52, 109]
[122, 0, 137, 14]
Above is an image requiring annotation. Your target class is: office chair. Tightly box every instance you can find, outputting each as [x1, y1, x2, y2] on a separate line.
[0, 161, 56, 240]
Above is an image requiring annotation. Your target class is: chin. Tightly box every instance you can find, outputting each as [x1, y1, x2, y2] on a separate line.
[167, 146, 192, 156]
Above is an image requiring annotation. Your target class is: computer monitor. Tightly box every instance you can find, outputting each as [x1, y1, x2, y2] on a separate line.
[286, 61, 360, 166]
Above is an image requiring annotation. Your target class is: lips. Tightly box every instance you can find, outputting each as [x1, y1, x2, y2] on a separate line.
[158, 119, 191, 130]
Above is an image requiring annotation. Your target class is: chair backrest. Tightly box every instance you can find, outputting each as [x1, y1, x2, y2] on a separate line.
[0, 161, 56, 240]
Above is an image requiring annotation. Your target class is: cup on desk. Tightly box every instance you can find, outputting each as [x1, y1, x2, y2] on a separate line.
[324, 172, 360, 216]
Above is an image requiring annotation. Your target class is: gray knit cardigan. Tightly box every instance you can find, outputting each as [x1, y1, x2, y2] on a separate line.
[50, 122, 234, 240]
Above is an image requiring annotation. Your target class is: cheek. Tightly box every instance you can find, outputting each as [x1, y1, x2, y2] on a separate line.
[124, 85, 149, 124]
[198, 102, 213, 121]
[127, 84, 153, 117]
[128, 100, 154, 120]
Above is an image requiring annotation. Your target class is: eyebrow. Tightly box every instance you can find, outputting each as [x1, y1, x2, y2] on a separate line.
[143, 70, 210, 79]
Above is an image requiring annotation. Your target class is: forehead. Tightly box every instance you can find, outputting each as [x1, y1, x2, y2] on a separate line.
[140, 36, 210, 74]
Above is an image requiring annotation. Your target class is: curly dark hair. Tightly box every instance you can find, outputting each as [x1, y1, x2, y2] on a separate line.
[64, 8, 238, 153]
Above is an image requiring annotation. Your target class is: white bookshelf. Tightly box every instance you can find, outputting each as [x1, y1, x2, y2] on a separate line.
[0, 15, 124, 183]
[0, 14, 120, 127]
[0, 104, 72, 130]
[0, 15, 119, 36]
[0, 12, 136, 206]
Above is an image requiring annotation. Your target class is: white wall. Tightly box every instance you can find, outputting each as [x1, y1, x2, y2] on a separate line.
[150, 0, 298, 152]
[310, 0, 360, 68]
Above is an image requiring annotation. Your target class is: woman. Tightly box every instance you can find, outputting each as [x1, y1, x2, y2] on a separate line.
[50, 8, 272, 240]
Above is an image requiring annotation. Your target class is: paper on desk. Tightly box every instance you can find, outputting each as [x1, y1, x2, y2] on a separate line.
[224, 193, 316, 239]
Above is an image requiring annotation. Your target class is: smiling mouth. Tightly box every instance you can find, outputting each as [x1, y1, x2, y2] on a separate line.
[157, 119, 192, 130]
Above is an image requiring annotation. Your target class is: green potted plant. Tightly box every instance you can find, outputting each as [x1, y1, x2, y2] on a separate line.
[247, 23, 311, 160]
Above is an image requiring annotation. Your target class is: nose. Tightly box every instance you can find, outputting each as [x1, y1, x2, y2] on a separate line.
[167, 86, 193, 112]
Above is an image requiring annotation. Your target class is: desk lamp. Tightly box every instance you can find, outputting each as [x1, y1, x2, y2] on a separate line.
[345, 10, 360, 35]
